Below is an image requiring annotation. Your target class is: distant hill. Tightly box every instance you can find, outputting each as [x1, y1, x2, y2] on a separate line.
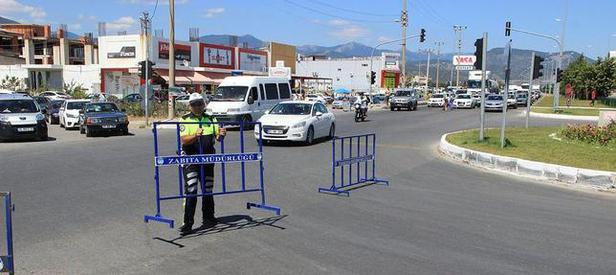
[0, 16, 19, 24]
[199, 34, 265, 49]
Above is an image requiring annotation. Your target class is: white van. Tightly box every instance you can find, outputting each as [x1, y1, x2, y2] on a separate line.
[207, 76, 292, 123]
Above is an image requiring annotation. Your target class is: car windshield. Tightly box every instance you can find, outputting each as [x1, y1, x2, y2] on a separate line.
[306, 95, 317, 98]
[86, 103, 119, 113]
[51, 100, 64, 108]
[35, 97, 48, 104]
[213, 86, 248, 101]
[431, 94, 444, 98]
[67, 102, 87, 109]
[0, 99, 39, 113]
[455, 90, 467, 94]
[467, 80, 481, 88]
[487, 95, 503, 101]
[457, 95, 471, 99]
[269, 103, 312, 115]
[395, 90, 412, 96]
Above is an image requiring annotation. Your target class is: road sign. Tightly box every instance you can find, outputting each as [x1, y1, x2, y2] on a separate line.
[455, 65, 474, 71]
[453, 55, 476, 66]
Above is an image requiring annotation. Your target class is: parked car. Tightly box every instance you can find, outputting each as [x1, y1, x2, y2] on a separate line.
[59, 99, 90, 129]
[78, 102, 129, 137]
[122, 93, 143, 103]
[0, 94, 48, 141]
[389, 89, 418, 111]
[47, 99, 64, 124]
[255, 101, 335, 145]
[428, 93, 446, 107]
[453, 94, 477, 109]
[39, 91, 71, 100]
[484, 94, 505, 111]
[305, 94, 326, 104]
[33, 96, 50, 116]
[516, 93, 529, 106]
[175, 95, 190, 106]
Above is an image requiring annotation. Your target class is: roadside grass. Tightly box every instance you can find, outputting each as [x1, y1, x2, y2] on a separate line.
[446, 127, 616, 172]
[534, 95, 609, 108]
[530, 107, 601, 116]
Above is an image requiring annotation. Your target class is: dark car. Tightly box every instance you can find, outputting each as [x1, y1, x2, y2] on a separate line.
[47, 100, 64, 124]
[33, 96, 50, 116]
[78, 102, 129, 137]
[122, 93, 143, 103]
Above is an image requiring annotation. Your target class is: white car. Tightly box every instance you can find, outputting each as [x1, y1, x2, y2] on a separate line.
[305, 94, 326, 104]
[255, 101, 335, 145]
[507, 94, 518, 109]
[39, 91, 71, 101]
[59, 99, 89, 129]
[453, 94, 477, 109]
[175, 95, 190, 106]
[428, 94, 446, 107]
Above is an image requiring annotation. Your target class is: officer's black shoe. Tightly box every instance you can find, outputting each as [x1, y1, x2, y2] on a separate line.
[178, 224, 193, 236]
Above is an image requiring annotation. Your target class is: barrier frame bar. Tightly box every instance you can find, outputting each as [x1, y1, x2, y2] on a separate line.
[1, 192, 14, 275]
[144, 121, 281, 229]
[318, 133, 389, 196]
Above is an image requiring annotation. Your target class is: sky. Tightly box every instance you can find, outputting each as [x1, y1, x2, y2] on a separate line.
[1, 0, 615, 58]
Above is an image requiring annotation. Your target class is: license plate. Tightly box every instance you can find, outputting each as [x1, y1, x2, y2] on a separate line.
[102, 125, 116, 129]
[17, 127, 34, 132]
[268, 130, 283, 134]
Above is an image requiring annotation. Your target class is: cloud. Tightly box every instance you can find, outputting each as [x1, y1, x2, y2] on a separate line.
[106, 16, 137, 31]
[329, 25, 369, 40]
[0, 0, 46, 19]
[204, 7, 225, 18]
[328, 19, 350, 26]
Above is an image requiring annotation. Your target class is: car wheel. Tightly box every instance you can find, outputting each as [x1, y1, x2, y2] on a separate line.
[60, 118, 64, 128]
[80, 125, 85, 134]
[304, 126, 314, 145]
[38, 132, 48, 141]
[241, 115, 253, 130]
[123, 127, 129, 135]
[413, 103, 418, 111]
[328, 123, 335, 139]
[85, 126, 93, 137]
[390, 106, 394, 111]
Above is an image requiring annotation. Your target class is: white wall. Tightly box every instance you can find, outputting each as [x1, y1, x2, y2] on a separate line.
[98, 35, 143, 68]
[63, 65, 101, 94]
[296, 57, 385, 92]
[150, 36, 199, 67]
[0, 65, 29, 80]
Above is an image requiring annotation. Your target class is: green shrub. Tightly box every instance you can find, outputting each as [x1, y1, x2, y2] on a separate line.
[560, 120, 616, 146]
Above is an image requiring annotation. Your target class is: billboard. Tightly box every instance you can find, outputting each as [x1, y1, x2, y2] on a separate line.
[158, 41, 191, 61]
[452, 55, 476, 66]
[239, 49, 267, 72]
[200, 43, 234, 69]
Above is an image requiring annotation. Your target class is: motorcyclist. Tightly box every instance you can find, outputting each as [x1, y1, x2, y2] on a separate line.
[355, 92, 370, 116]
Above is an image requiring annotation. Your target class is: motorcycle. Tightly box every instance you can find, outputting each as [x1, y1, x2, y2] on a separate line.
[354, 102, 367, 122]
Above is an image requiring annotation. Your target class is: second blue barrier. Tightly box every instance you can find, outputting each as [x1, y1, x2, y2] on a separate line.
[318, 133, 389, 196]
[0, 192, 14, 275]
[144, 121, 281, 228]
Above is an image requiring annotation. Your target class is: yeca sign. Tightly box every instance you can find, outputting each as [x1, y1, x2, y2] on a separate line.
[453, 55, 477, 66]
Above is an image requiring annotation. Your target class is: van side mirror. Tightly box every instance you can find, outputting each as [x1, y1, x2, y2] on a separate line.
[263, 109, 270, 115]
[315, 111, 323, 117]
[79, 109, 84, 114]
[247, 96, 255, 105]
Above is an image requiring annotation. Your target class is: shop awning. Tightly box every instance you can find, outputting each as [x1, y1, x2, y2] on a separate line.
[156, 70, 218, 85]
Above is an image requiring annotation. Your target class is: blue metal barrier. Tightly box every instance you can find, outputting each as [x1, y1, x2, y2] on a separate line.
[318, 133, 389, 196]
[0, 192, 14, 275]
[144, 121, 281, 228]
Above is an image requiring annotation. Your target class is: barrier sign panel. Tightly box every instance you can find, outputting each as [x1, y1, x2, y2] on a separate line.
[155, 152, 262, 166]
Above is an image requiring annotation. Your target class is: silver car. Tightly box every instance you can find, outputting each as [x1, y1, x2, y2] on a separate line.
[0, 93, 48, 141]
[484, 94, 505, 111]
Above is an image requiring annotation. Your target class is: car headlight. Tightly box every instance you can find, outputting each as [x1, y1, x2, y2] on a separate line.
[36, 113, 45, 121]
[227, 108, 240, 113]
[291, 121, 306, 129]
[0, 116, 10, 125]
[118, 115, 128, 123]
[91, 118, 101, 124]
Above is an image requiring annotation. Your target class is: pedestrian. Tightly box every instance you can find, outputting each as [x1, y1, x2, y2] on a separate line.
[178, 93, 227, 235]
[443, 95, 448, 111]
[591, 89, 597, 107]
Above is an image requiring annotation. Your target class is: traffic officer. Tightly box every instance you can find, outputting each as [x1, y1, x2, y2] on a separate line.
[178, 92, 226, 235]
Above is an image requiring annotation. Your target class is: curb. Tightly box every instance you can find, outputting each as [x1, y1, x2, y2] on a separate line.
[438, 131, 616, 189]
[527, 111, 598, 121]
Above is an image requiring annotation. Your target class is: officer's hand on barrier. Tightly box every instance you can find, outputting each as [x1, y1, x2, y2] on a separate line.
[195, 128, 204, 136]
[219, 127, 227, 137]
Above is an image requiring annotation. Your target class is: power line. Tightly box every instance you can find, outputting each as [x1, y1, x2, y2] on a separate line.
[307, 0, 398, 17]
[150, 0, 159, 20]
[283, 0, 394, 24]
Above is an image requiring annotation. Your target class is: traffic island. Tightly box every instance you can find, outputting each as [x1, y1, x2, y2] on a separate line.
[439, 127, 616, 189]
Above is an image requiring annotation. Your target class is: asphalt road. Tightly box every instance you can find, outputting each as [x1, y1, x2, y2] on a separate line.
[1, 106, 615, 274]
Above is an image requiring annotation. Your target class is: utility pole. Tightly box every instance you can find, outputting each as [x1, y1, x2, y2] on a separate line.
[434, 42, 444, 91]
[140, 12, 151, 126]
[168, 0, 176, 119]
[453, 25, 467, 86]
[425, 49, 431, 92]
[478, 33, 487, 141]
[501, 40, 513, 149]
[400, 0, 408, 86]
[526, 52, 535, 128]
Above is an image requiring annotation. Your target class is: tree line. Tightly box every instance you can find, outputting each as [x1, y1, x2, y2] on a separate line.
[561, 56, 616, 99]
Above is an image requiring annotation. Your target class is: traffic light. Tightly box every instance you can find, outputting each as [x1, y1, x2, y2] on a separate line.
[146, 60, 155, 79]
[473, 38, 483, 70]
[556, 68, 563, 82]
[370, 71, 376, 85]
[138, 60, 146, 80]
[505, 21, 511, 36]
[532, 55, 545, 79]
[420, 28, 426, 43]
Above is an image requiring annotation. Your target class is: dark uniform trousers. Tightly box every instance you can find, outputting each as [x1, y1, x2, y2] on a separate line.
[182, 135, 216, 227]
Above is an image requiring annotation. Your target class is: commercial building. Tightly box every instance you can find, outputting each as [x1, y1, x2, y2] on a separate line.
[296, 52, 401, 93]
